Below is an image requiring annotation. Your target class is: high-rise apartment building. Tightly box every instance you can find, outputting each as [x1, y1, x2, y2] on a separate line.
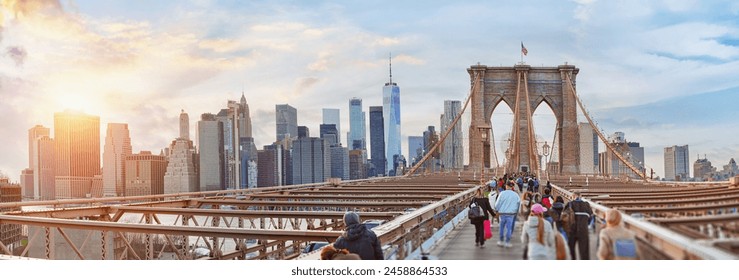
[322, 108, 341, 145]
[103, 123, 132, 197]
[369, 106, 385, 176]
[665, 145, 690, 181]
[383, 57, 401, 175]
[198, 113, 225, 191]
[54, 110, 100, 199]
[276, 104, 298, 142]
[125, 151, 167, 196]
[440, 100, 463, 170]
[578, 122, 599, 174]
[348, 98, 366, 150]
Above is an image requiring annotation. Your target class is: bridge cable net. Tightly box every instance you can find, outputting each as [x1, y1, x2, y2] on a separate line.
[405, 72, 480, 177]
[563, 73, 648, 180]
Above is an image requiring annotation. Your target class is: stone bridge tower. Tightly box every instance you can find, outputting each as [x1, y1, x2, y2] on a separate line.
[468, 64, 580, 175]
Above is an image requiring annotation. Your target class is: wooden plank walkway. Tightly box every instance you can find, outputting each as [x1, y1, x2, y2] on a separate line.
[431, 218, 598, 260]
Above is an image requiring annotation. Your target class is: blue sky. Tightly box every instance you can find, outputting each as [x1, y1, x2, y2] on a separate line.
[1, 0, 738, 181]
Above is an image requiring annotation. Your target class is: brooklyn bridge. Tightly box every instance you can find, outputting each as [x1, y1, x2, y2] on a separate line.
[1, 64, 737, 260]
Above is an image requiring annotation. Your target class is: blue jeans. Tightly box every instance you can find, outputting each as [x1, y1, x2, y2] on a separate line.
[499, 215, 516, 243]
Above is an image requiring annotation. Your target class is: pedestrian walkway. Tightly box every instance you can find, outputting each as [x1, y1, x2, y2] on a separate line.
[432, 218, 598, 260]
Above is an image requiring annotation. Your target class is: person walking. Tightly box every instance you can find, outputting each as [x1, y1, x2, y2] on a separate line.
[495, 182, 521, 248]
[470, 188, 496, 247]
[333, 211, 384, 260]
[565, 190, 593, 259]
[521, 204, 555, 260]
[597, 209, 641, 260]
[550, 196, 568, 241]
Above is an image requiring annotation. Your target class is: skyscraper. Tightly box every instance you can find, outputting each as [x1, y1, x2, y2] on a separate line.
[322, 108, 341, 145]
[578, 122, 598, 174]
[27, 125, 50, 198]
[35, 136, 55, 200]
[258, 144, 286, 187]
[291, 130, 330, 184]
[240, 93, 253, 138]
[383, 56, 401, 175]
[665, 145, 690, 181]
[440, 100, 463, 170]
[198, 113, 225, 191]
[54, 110, 100, 199]
[276, 104, 298, 142]
[330, 146, 350, 180]
[408, 136, 424, 166]
[348, 98, 366, 150]
[239, 137, 258, 188]
[103, 123, 132, 197]
[320, 124, 339, 147]
[349, 150, 367, 179]
[125, 151, 167, 196]
[179, 110, 190, 140]
[164, 110, 199, 194]
[213, 95, 253, 190]
[598, 132, 644, 179]
[369, 106, 385, 177]
[693, 156, 714, 181]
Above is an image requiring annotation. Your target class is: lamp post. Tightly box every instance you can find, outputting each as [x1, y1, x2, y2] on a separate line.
[480, 129, 488, 185]
[542, 141, 550, 180]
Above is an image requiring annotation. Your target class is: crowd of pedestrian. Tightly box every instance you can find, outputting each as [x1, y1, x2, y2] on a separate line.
[313, 173, 640, 261]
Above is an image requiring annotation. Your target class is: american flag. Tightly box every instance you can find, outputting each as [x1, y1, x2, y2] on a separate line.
[521, 42, 528, 56]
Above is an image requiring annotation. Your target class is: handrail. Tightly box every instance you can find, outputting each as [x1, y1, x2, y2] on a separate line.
[551, 183, 737, 260]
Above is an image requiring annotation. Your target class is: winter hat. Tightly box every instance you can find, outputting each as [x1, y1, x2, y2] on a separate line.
[343, 211, 360, 226]
[531, 203, 547, 215]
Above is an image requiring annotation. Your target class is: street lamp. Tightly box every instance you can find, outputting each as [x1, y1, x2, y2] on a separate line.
[542, 141, 550, 180]
[480, 129, 488, 184]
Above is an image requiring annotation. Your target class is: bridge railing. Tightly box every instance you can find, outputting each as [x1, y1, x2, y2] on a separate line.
[298, 182, 480, 260]
[551, 183, 737, 260]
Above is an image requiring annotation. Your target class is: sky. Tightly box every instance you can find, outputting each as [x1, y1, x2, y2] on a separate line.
[1, 0, 738, 182]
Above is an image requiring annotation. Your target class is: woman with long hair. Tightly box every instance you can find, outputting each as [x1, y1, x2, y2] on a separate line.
[521, 203, 555, 260]
[470, 188, 496, 248]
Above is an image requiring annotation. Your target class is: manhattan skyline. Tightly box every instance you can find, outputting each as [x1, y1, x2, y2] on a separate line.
[1, 1, 739, 181]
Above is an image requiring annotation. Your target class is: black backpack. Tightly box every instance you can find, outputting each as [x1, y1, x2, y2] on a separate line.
[468, 201, 483, 219]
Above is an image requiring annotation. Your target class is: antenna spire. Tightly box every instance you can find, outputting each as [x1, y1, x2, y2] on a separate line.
[389, 52, 393, 84]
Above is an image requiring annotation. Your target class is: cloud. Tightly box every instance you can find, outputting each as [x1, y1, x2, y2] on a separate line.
[5, 46, 26, 66]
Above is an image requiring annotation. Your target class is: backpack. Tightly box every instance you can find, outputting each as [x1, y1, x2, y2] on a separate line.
[541, 195, 553, 208]
[560, 205, 575, 233]
[613, 238, 638, 260]
[468, 201, 483, 219]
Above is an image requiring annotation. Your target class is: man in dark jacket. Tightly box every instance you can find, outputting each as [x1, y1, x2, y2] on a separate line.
[333, 211, 384, 260]
[565, 190, 593, 259]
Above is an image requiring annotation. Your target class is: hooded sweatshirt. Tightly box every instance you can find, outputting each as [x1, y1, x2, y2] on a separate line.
[521, 216, 556, 260]
[333, 212, 384, 260]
